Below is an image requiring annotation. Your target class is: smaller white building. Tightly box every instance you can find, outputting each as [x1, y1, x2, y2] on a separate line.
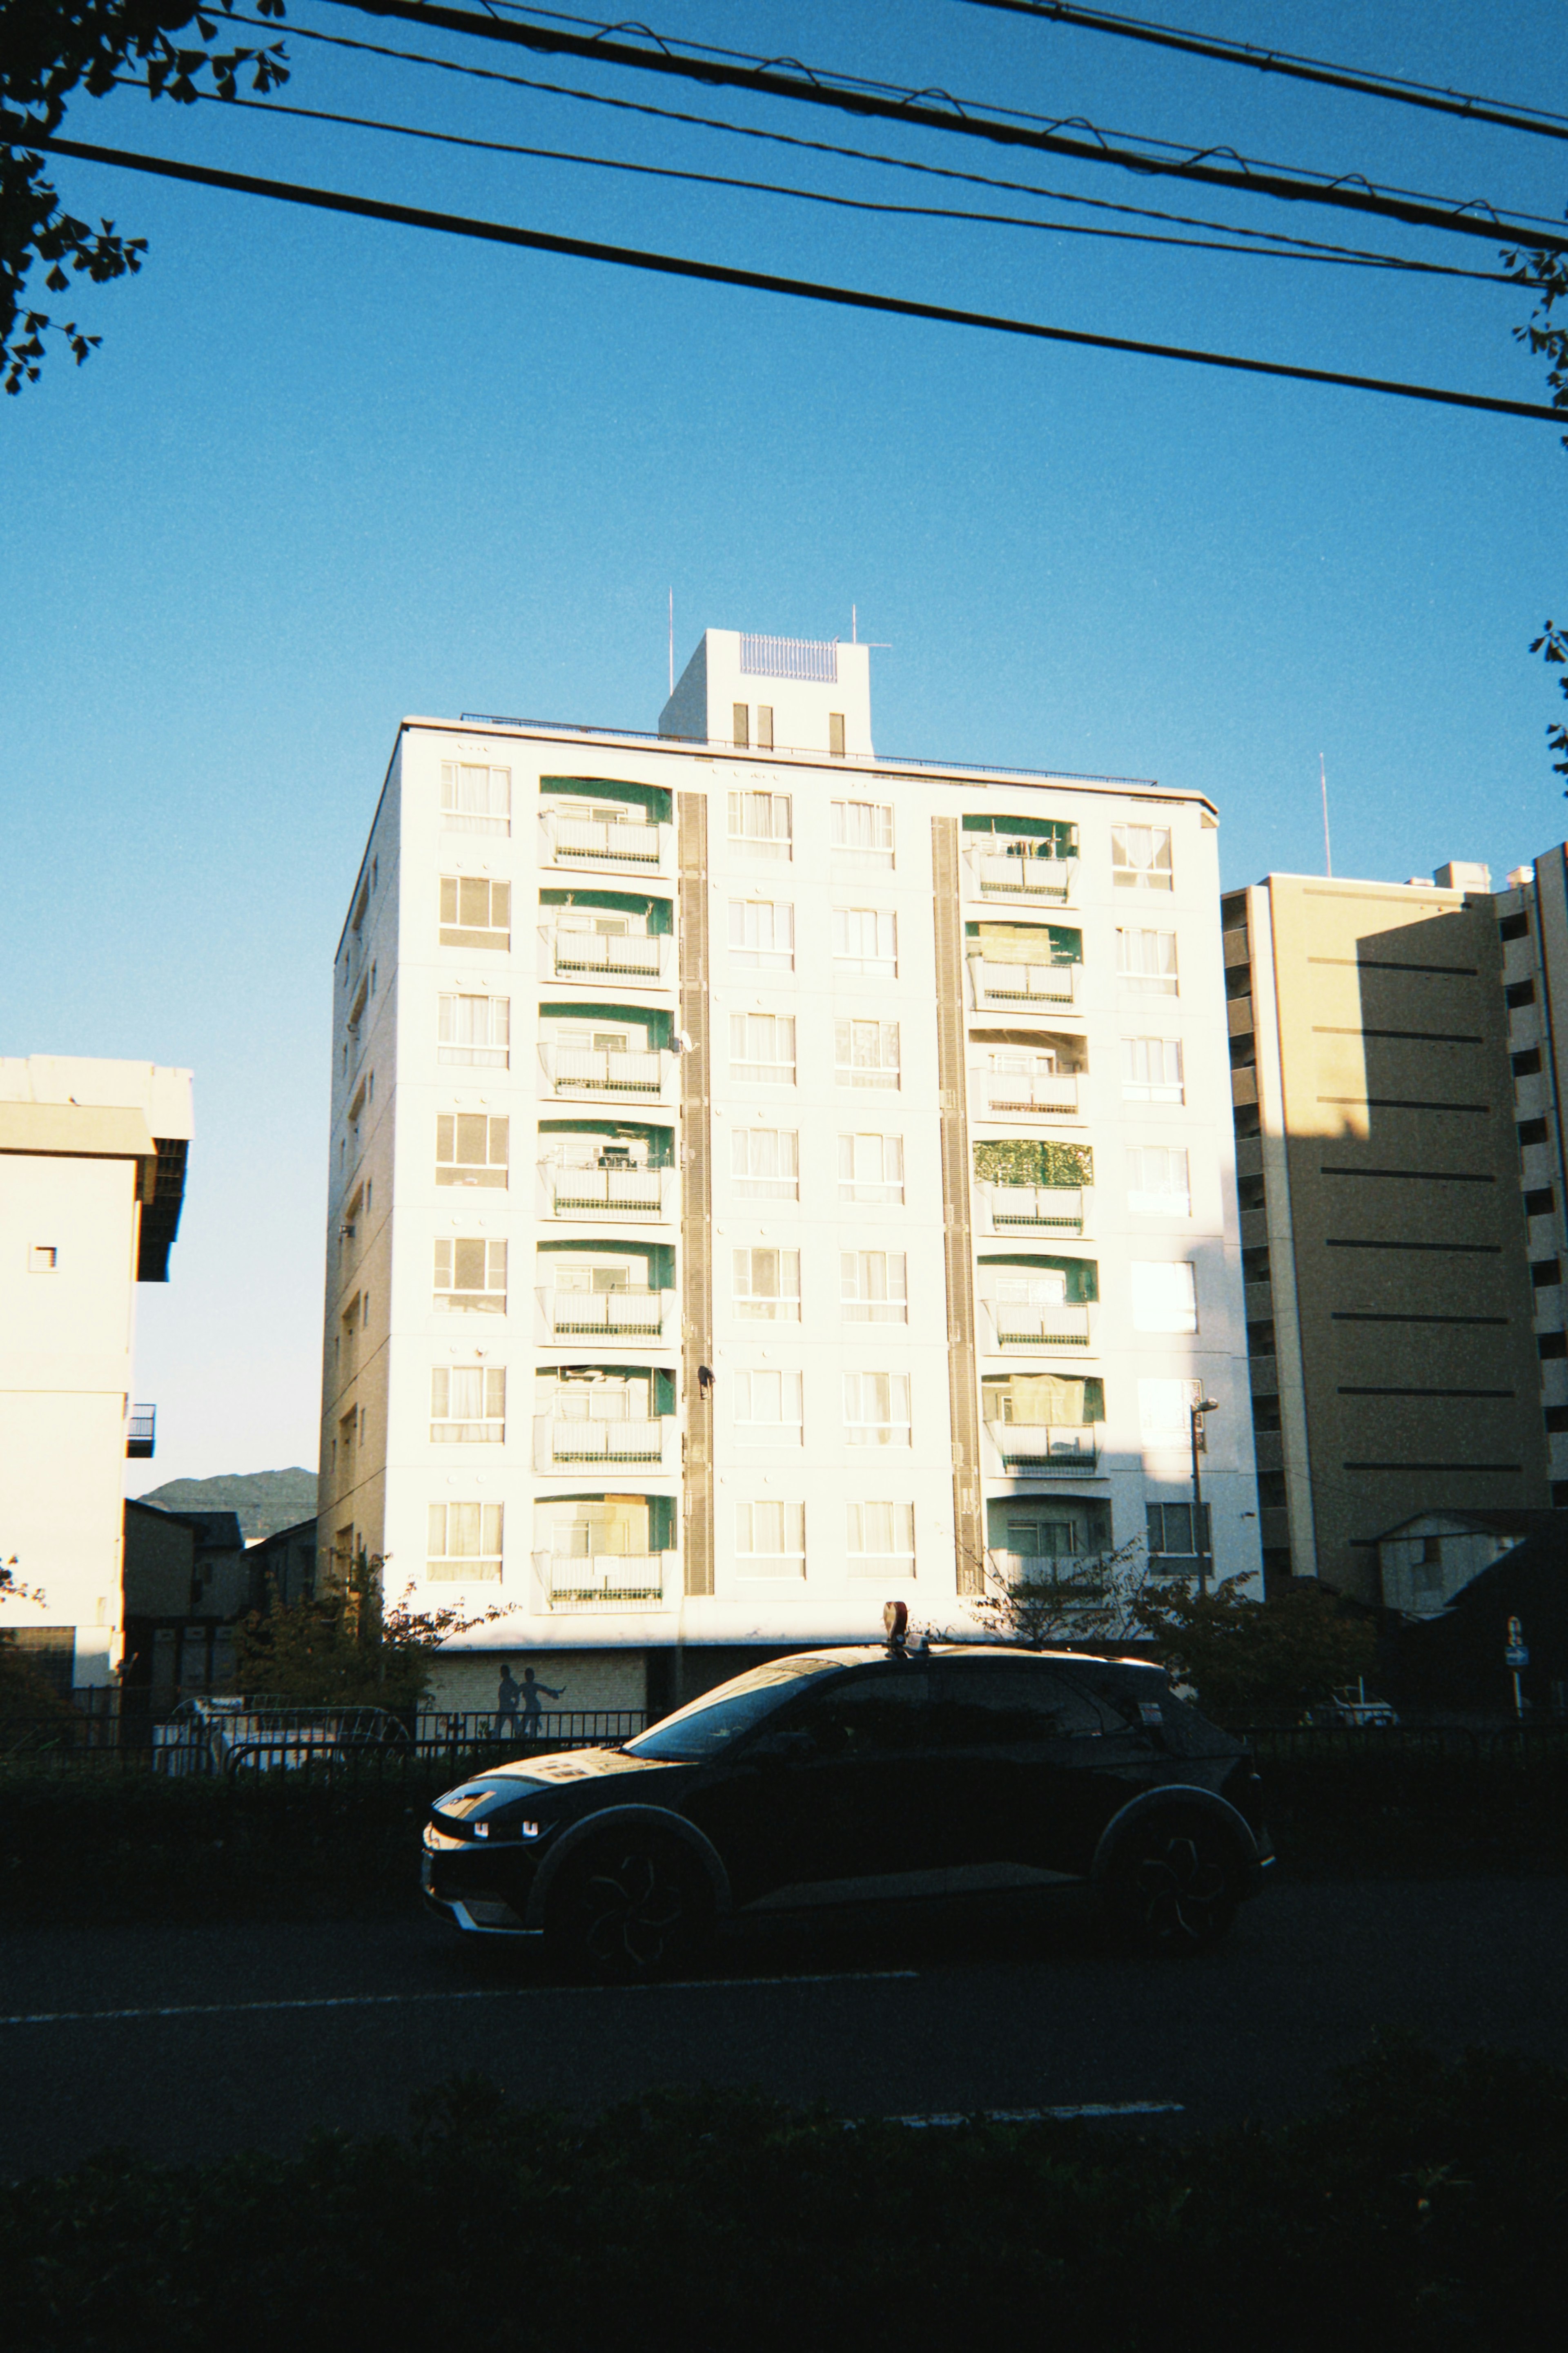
[1375, 1509, 1543, 1619]
[0, 1055, 192, 1692]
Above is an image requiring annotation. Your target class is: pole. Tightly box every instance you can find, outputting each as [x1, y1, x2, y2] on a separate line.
[1190, 1405, 1208, 1595]
[668, 589, 674, 695]
[1320, 752, 1332, 878]
[1513, 1670, 1525, 1720]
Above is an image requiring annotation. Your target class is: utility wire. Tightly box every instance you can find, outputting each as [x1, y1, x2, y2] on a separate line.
[217, 11, 1544, 280]
[35, 132, 1565, 421]
[131, 82, 1523, 284]
[306, 0, 1568, 252]
[957, 0, 1568, 144]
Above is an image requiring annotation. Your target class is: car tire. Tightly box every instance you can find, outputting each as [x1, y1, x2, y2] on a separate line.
[543, 1832, 712, 1985]
[1102, 1809, 1243, 1955]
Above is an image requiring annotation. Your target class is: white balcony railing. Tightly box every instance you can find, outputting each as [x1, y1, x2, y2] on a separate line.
[537, 1286, 673, 1341]
[978, 1299, 1095, 1352]
[975, 1182, 1088, 1236]
[967, 956, 1080, 1011]
[977, 1069, 1080, 1117]
[986, 1550, 1108, 1598]
[965, 847, 1077, 903]
[539, 926, 672, 986]
[538, 1042, 672, 1101]
[539, 1161, 673, 1222]
[982, 1421, 1101, 1474]
[533, 1417, 671, 1471]
[533, 1552, 674, 1612]
[540, 810, 670, 872]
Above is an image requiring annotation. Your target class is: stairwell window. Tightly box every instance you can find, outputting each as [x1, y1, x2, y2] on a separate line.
[1112, 825, 1173, 889]
[434, 1237, 507, 1312]
[846, 1500, 915, 1577]
[728, 898, 795, 971]
[831, 799, 894, 868]
[1127, 1146, 1191, 1217]
[427, 1501, 504, 1582]
[730, 1013, 796, 1086]
[430, 1366, 506, 1443]
[436, 1113, 509, 1187]
[440, 876, 511, 948]
[1117, 928, 1179, 995]
[731, 1126, 800, 1197]
[1123, 1037, 1185, 1104]
[833, 907, 898, 977]
[438, 994, 510, 1068]
[835, 1019, 900, 1089]
[841, 1252, 908, 1323]
[441, 761, 511, 836]
[838, 1132, 904, 1203]
[843, 1371, 911, 1446]
[732, 1369, 804, 1446]
[728, 790, 792, 859]
[733, 1247, 801, 1321]
[735, 1499, 806, 1577]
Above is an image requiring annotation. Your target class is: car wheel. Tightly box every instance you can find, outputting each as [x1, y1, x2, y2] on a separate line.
[544, 1833, 710, 1984]
[1104, 1810, 1242, 1954]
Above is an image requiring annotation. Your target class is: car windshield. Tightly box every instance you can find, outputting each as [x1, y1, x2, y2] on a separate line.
[626, 1656, 844, 1762]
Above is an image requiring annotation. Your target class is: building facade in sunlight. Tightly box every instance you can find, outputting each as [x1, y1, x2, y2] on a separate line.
[318, 631, 1258, 1713]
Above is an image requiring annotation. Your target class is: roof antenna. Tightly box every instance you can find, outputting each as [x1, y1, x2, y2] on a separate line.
[668, 589, 674, 696]
[1320, 752, 1333, 879]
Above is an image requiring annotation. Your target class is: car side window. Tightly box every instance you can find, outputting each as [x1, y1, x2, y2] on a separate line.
[931, 1663, 1107, 1747]
[763, 1669, 931, 1759]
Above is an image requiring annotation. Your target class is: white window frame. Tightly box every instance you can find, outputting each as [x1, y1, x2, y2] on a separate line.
[733, 1247, 802, 1320]
[840, 1251, 909, 1323]
[727, 790, 793, 858]
[1123, 1036, 1185, 1104]
[426, 1500, 504, 1581]
[440, 875, 511, 942]
[436, 1113, 509, 1187]
[1130, 1260, 1198, 1334]
[438, 992, 510, 1068]
[731, 1126, 800, 1198]
[846, 1500, 915, 1577]
[728, 898, 795, 971]
[832, 906, 898, 977]
[434, 1236, 508, 1312]
[1112, 823, 1174, 889]
[835, 1019, 901, 1089]
[430, 1365, 507, 1443]
[831, 799, 895, 867]
[731, 1368, 804, 1446]
[1128, 1145, 1192, 1217]
[734, 1499, 806, 1575]
[441, 761, 511, 836]
[842, 1370, 912, 1446]
[1116, 928, 1180, 995]
[729, 1012, 796, 1086]
[1138, 1377, 1206, 1452]
[837, 1131, 905, 1203]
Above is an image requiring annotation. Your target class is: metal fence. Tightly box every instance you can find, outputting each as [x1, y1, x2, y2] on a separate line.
[0, 1706, 646, 1774]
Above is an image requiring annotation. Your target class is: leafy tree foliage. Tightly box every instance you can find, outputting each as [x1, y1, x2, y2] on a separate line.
[1134, 1577, 1377, 1728]
[0, 1552, 72, 1732]
[971, 1138, 1094, 1188]
[229, 1560, 510, 1711]
[1, 0, 290, 391]
[967, 1532, 1149, 1648]
[1505, 238, 1568, 787]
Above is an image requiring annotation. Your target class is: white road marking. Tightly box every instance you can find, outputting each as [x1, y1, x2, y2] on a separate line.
[0, 1968, 920, 2027]
[891, 2103, 1184, 2126]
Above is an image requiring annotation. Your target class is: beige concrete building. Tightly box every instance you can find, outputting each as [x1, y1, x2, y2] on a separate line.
[0, 1056, 192, 1691]
[1222, 870, 1548, 1601]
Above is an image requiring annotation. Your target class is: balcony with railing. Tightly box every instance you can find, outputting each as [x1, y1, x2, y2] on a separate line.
[538, 924, 673, 988]
[536, 1286, 674, 1343]
[964, 841, 1077, 904]
[974, 1182, 1089, 1238]
[985, 1550, 1107, 1597]
[532, 1551, 675, 1612]
[539, 808, 671, 874]
[126, 1404, 156, 1459]
[974, 1065, 1080, 1118]
[981, 1420, 1102, 1475]
[967, 954, 1080, 1013]
[978, 1297, 1096, 1353]
[538, 1042, 674, 1102]
[533, 1416, 673, 1472]
[538, 1155, 675, 1223]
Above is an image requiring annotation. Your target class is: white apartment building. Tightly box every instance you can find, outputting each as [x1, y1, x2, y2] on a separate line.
[0, 1055, 193, 1693]
[319, 630, 1260, 1714]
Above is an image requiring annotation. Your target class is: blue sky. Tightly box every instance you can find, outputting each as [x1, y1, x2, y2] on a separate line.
[3, 0, 1566, 1485]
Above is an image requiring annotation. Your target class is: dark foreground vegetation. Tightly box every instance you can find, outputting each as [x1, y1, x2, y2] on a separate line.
[3, 1732, 1566, 1927]
[2, 2044, 1563, 2351]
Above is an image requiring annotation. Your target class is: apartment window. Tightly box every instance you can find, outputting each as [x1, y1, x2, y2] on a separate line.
[831, 799, 894, 867]
[829, 711, 846, 757]
[1146, 1502, 1210, 1568]
[426, 1500, 504, 1581]
[846, 1500, 915, 1577]
[756, 705, 774, 751]
[732, 1369, 804, 1445]
[838, 1132, 904, 1203]
[1127, 1146, 1191, 1216]
[728, 899, 795, 970]
[1139, 1378, 1205, 1451]
[730, 1013, 796, 1085]
[843, 1371, 911, 1446]
[438, 993, 510, 1068]
[1117, 928, 1179, 994]
[1123, 1037, 1185, 1104]
[833, 907, 898, 977]
[841, 1252, 909, 1323]
[735, 1499, 805, 1576]
[28, 1245, 57, 1271]
[430, 1366, 506, 1443]
[434, 1237, 507, 1312]
[1131, 1261, 1198, 1334]
[733, 1247, 801, 1320]
[439, 876, 511, 948]
[436, 1113, 509, 1187]
[728, 789, 792, 858]
[731, 1126, 800, 1197]
[835, 1018, 900, 1089]
[733, 702, 750, 749]
[1112, 825, 1174, 889]
[440, 761, 511, 836]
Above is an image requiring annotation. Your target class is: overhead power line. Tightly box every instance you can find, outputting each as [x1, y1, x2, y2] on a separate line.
[36, 133, 1564, 420]
[141, 82, 1521, 284]
[956, 0, 1568, 144]
[224, 9, 1530, 280]
[312, 0, 1568, 252]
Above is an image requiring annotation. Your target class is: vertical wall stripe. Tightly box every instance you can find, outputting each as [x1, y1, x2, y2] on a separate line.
[677, 792, 715, 1597]
[932, 816, 984, 1595]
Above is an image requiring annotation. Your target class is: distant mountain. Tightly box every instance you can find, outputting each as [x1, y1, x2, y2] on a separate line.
[138, 1468, 318, 1543]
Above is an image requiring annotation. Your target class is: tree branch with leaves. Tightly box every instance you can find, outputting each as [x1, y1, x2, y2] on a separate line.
[1504, 236, 1568, 789]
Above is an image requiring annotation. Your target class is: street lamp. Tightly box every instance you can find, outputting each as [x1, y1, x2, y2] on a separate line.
[1190, 1395, 1219, 1594]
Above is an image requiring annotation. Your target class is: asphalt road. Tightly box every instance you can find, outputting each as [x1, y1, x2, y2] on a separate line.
[2, 1878, 1566, 2178]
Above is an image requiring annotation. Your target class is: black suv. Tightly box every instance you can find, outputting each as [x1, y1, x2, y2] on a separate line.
[422, 1644, 1272, 1979]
